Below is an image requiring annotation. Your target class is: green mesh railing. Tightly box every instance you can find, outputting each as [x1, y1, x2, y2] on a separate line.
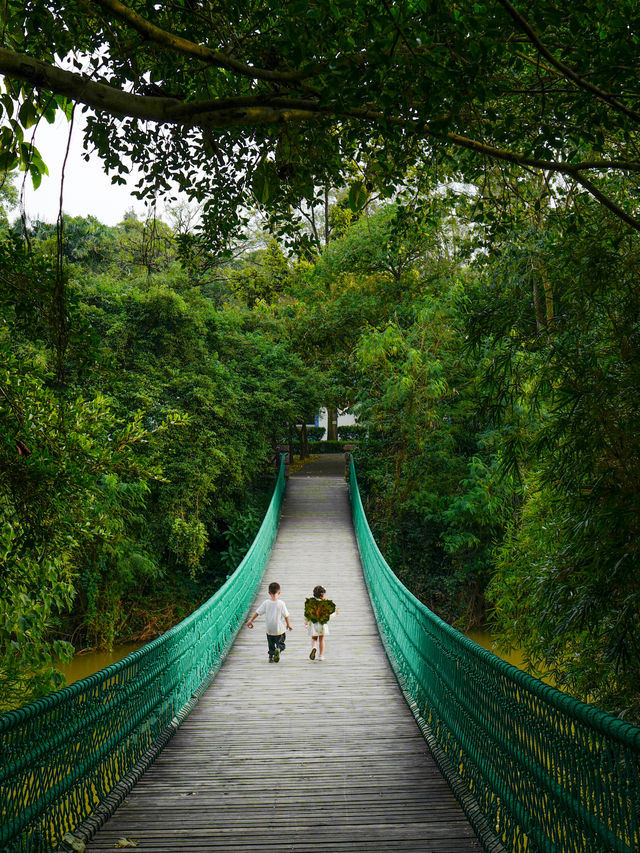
[349, 458, 640, 853]
[0, 459, 286, 853]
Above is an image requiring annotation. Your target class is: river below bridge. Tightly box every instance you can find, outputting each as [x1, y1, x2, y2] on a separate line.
[60, 630, 529, 687]
[60, 642, 144, 686]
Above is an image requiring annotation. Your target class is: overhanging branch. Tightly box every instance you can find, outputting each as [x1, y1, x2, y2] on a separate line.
[571, 172, 640, 232]
[497, 0, 640, 125]
[0, 48, 316, 124]
[2, 45, 640, 232]
[92, 0, 312, 85]
[2, 46, 640, 177]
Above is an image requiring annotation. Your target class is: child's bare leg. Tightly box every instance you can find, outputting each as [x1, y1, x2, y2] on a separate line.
[310, 635, 318, 660]
[318, 636, 325, 658]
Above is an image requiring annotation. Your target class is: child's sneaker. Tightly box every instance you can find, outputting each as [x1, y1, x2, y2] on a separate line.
[273, 649, 280, 662]
[309, 648, 316, 660]
[318, 655, 325, 661]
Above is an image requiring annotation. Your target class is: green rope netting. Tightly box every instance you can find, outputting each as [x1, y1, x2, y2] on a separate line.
[350, 457, 640, 853]
[0, 459, 286, 853]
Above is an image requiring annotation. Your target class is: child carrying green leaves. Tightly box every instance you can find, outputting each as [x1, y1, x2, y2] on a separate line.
[304, 585, 337, 661]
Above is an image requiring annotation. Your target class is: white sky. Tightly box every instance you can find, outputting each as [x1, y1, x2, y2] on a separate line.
[16, 112, 151, 225]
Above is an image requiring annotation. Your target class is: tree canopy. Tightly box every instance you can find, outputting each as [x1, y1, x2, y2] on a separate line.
[2, 1, 640, 238]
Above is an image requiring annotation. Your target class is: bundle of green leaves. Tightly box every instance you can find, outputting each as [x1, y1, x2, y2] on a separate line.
[304, 597, 336, 625]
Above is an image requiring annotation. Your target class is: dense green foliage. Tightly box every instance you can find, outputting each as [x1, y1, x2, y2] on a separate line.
[0, 209, 322, 710]
[3, 177, 640, 724]
[474, 202, 640, 717]
[267, 183, 640, 720]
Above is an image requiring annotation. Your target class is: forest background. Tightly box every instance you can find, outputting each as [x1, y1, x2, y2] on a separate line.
[1, 1, 640, 725]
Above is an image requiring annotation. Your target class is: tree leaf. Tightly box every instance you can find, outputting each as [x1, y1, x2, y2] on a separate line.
[348, 181, 368, 212]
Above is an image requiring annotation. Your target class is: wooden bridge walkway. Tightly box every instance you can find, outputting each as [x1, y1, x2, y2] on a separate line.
[87, 455, 480, 852]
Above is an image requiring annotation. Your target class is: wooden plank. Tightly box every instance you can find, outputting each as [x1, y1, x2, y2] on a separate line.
[86, 455, 480, 852]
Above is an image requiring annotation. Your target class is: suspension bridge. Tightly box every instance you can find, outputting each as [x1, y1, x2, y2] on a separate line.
[1, 455, 639, 853]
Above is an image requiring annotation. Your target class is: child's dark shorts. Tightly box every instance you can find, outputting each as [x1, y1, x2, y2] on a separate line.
[267, 632, 286, 659]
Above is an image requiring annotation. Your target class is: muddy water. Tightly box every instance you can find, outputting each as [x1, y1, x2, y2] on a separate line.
[60, 643, 144, 686]
[466, 628, 556, 687]
[466, 628, 527, 669]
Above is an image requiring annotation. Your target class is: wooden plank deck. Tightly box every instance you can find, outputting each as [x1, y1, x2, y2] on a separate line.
[87, 455, 480, 852]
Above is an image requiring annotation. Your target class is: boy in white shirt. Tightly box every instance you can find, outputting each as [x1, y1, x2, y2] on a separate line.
[247, 581, 293, 662]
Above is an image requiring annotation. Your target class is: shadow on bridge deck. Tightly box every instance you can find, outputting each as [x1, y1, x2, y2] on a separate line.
[86, 456, 480, 852]
[292, 452, 348, 477]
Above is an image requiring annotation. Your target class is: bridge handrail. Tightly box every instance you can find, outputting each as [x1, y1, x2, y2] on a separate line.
[349, 457, 640, 853]
[0, 458, 287, 853]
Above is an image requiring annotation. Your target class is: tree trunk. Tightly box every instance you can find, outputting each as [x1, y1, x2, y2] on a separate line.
[326, 405, 338, 441]
[531, 172, 554, 333]
[543, 275, 554, 327]
[324, 185, 330, 247]
[532, 276, 547, 332]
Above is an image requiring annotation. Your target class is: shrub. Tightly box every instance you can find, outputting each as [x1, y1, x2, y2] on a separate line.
[306, 426, 326, 441]
[337, 424, 366, 441]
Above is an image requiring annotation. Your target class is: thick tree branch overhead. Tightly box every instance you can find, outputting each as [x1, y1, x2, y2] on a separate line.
[92, 0, 314, 84]
[1, 0, 640, 237]
[495, 0, 640, 124]
[0, 48, 321, 124]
